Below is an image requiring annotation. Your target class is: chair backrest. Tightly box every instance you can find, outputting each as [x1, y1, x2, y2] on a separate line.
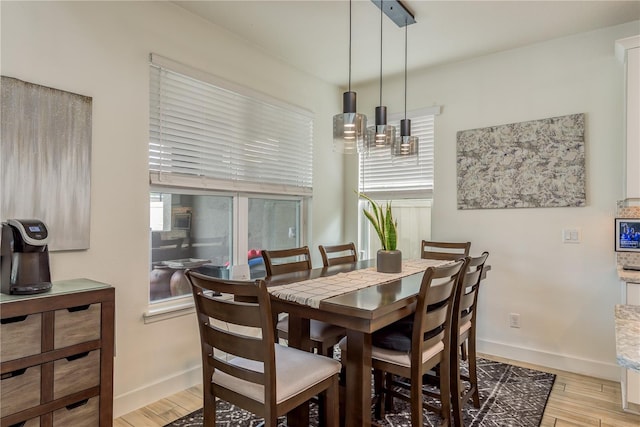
[421, 240, 471, 261]
[454, 252, 489, 334]
[261, 246, 312, 276]
[318, 242, 358, 267]
[411, 259, 468, 362]
[185, 271, 278, 405]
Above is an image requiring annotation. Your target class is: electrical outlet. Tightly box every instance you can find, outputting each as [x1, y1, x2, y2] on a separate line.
[509, 313, 521, 328]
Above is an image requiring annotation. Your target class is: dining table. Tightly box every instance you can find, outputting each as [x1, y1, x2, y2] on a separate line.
[265, 258, 453, 427]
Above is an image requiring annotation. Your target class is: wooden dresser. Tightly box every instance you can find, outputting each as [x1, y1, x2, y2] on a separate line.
[0, 279, 114, 427]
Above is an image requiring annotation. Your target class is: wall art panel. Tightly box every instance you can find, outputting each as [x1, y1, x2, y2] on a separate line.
[1, 76, 92, 250]
[456, 113, 585, 210]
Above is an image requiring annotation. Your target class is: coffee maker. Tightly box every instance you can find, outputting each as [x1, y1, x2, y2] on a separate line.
[1, 219, 52, 295]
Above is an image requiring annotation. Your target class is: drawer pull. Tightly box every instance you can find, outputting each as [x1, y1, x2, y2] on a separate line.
[66, 351, 90, 362]
[1, 368, 27, 380]
[66, 399, 89, 410]
[67, 305, 91, 312]
[1, 315, 28, 324]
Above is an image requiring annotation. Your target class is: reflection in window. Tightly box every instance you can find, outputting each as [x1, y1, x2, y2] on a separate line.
[248, 198, 301, 279]
[149, 192, 232, 301]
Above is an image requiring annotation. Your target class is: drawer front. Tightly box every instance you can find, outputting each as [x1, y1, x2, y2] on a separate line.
[54, 303, 101, 349]
[7, 416, 41, 427]
[0, 365, 41, 417]
[52, 396, 99, 427]
[0, 313, 42, 362]
[53, 349, 100, 399]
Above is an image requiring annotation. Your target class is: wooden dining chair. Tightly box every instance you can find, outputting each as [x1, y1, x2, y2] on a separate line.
[339, 259, 467, 426]
[450, 251, 489, 426]
[318, 242, 358, 267]
[261, 247, 346, 358]
[185, 270, 341, 427]
[421, 240, 471, 261]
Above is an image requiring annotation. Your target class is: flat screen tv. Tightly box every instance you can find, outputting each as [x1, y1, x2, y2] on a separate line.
[615, 218, 640, 252]
[173, 212, 192, 230]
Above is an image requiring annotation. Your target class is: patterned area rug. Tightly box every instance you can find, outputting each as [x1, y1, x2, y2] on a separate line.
[164, 358, 555, 427]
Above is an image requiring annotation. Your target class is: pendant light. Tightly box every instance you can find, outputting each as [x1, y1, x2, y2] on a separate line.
[333, 0, 367, 155]
[366, 0, 395, 150]
[393, 20, 418, 157]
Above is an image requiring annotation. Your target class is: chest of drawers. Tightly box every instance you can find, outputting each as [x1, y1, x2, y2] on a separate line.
[0, 279, 114, 427]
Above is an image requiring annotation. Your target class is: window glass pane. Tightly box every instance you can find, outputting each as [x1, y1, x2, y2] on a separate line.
[248, 198, 301, 278]
[150, 192, 232, 302]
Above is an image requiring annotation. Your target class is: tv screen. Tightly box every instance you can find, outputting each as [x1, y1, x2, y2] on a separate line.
[615, 218, 640, 252]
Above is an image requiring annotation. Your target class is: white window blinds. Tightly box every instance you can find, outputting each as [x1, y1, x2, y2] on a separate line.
[149, 54, 313, 196]
[359, 107, 439, 199]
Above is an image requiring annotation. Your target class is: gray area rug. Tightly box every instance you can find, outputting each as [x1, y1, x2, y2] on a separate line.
[165, 358, 555, 426]
[165, 359, 555, 427]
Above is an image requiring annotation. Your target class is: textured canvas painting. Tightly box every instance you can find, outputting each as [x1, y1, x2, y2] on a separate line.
[457, 113, 585, 209]
[1, 76, 92, 250]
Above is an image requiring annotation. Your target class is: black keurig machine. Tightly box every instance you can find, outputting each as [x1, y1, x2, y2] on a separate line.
[0, 219, 52, 295]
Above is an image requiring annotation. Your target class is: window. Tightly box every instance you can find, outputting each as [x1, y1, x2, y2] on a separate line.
[358, 108, 439, 259]
[149, 55, 311, 303]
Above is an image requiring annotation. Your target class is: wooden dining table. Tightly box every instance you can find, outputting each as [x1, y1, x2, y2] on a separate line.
[265, 258, 447, 427]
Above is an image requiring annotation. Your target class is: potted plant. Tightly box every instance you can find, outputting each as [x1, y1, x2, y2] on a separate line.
[358, 192, 402, 273]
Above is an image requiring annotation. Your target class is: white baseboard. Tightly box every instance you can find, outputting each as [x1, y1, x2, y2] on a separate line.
[478, 338, 620, 382]
[113, 365, 202, 419]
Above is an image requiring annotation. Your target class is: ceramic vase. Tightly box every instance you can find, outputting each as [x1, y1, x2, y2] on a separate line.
[377, 249, 402, 273]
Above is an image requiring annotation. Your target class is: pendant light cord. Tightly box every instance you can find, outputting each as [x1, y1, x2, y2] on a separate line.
[379, 0, 383, 105]
[404, 22, 408, 121]
[348, 0, 352, 93]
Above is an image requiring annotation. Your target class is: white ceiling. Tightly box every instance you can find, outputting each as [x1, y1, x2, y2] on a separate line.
[172, 0, 640, 87]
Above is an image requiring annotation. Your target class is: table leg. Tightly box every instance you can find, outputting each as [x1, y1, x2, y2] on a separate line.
[286, 313, 311, 427]
[345, 329, 372, 427]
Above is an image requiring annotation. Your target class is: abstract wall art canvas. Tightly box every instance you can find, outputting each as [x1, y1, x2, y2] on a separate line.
[1, 76, 92, 250]
[456, 113, 585, 210]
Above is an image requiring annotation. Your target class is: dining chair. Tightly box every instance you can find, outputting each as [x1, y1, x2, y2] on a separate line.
[450, 251, 489, 426]
[421, 240, 471, 261]
[318, 242, 358, 267]
[261, 247, 347, 358]
[185, 270, 341, 427]
[339, 259, 467, 426]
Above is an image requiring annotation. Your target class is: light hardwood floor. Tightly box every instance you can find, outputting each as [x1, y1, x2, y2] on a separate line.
[114, 353, 640, 426]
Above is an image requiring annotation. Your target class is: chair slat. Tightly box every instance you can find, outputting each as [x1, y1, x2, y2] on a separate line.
[211, 356, 266, 385]
[319, 243, 358, 267]
[196, 294, 262, 328]
[421, 240, 470, 261]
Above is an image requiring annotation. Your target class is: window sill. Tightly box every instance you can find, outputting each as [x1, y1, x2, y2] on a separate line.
[143, 297, 195, 324]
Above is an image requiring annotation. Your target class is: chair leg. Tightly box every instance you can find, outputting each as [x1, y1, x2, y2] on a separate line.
[460, 341, 467, 361]
[451, 340, 464, 427]
[324, 378, 339, 427]
[411, 371, 423, 427]
[439, 357, 452, 427]
[203, 390, 215, 427]
[468, 333, 480, 408]
[384, 372, 394, 412]
[373, 369, 384, 420]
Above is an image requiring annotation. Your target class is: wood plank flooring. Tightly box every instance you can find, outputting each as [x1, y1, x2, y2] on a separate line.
[114, 353, 640, 426]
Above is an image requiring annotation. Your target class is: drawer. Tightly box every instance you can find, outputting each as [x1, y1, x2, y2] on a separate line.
[53, 349, 100, 399]
[1, 313, 42, 362]
[6, 416, 40, 427]
[52, 396, 99, 427]
[0, 365, 41, 417]
[54, 303, 101, 349]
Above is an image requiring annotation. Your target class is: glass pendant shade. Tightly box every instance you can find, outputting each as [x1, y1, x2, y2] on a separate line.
[333, 91, 367, 154]
[393, 118, 418, 157]
[366, 106, 396, 149]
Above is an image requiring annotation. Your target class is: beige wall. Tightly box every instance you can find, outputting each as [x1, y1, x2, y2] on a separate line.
[348, 20, 640, 380]
[1, 0, 344, 416]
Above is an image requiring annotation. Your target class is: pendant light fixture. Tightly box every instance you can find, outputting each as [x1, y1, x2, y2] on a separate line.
[367, 0, 395, 150]
[333, 0, 367, 155]
[392, 19, 418, 157]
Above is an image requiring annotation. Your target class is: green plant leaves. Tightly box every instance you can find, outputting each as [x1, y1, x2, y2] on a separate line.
[357, 192, 397, 251]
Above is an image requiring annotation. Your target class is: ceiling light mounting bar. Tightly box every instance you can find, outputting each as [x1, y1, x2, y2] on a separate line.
[371, 0, 416, 27]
